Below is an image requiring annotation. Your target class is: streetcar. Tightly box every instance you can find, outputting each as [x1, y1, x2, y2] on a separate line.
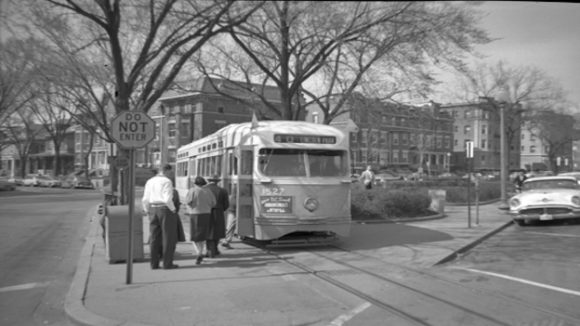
[174, 120, 351, 245]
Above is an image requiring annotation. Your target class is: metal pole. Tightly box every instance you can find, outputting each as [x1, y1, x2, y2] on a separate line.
[126, 149, 135, 284]
[499, 103, 509, 210]
[467, 157, 472, 228]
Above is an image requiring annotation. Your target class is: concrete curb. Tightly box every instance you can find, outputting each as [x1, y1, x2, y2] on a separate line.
[64, 212, 151, 326]
[433, 219, 514, 266]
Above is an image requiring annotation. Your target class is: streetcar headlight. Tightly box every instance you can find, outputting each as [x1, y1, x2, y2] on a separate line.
[304, 197, 319, 212]
[572, 196, 580, 206]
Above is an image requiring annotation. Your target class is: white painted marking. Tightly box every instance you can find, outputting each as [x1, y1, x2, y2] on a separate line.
[454, 267, 580, 297]
[524, 231, 580, 238]
[328, 302, 372, 326]
[0, 282, 49, 293]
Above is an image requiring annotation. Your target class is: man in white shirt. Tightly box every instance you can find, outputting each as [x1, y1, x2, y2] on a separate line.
[359, 165, 375, 190]
[142, 164, 178, 270]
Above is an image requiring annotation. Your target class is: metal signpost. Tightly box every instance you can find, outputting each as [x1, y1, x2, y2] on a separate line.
[111, 111, 155, 284]
[465, 141, 474, 228]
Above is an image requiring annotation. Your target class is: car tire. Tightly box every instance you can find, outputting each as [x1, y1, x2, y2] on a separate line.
[514, 219, 526, 226]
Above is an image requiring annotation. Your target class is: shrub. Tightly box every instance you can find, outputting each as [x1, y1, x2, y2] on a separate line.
[443, 181, 501, 203]
[351, 184, 433, 220]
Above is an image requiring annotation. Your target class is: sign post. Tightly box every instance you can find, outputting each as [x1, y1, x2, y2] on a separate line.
[111, 111, 155, 284]
[465, 141, 474, 228]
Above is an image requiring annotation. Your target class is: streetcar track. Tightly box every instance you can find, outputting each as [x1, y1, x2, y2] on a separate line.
[256, 241, 580, 326]
[322, 243, 580, 325]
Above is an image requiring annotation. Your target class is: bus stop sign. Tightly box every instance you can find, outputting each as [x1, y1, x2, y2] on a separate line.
[111, 111, 155, 148]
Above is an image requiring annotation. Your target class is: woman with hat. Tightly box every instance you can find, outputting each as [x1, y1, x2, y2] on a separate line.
[205, 174, 229, 258]
[185, 176, 216, 264]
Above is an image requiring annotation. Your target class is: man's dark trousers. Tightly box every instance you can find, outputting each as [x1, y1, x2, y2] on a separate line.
[149, 206, 178, 268]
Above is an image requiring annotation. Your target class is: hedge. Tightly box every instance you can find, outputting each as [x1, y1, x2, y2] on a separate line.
[351, 183, 433, 220]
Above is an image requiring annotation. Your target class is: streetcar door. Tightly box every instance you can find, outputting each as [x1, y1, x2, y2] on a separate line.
[236, 146, 254, 238]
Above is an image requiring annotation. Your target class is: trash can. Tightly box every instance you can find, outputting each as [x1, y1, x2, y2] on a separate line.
[428, 189, 446, 214]
[105, 205, 144, 264]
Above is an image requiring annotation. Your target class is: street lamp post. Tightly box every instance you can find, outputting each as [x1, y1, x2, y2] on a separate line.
[499, 102, 509, 210]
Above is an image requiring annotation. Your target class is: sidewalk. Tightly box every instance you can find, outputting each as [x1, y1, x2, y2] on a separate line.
[65, 202, 513, 326]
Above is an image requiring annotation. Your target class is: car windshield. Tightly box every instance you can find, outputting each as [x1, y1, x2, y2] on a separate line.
[522, 179, 578, 191]
[258, 148, 347, 177]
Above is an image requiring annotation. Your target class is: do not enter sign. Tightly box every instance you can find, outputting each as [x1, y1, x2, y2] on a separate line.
[111, 111, 156, 148]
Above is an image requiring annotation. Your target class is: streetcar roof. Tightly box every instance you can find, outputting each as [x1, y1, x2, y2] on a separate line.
[177, 120, 347, 155]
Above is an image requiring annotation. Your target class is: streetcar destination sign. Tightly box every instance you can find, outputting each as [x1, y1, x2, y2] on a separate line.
[111, 111, 156, 148]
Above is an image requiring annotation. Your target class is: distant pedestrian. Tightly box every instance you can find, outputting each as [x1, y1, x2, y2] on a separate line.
[220, 192, 237, 249]
[185, 176, 216, 265]
[142, 164, 179, 270]
[514, 169, 527, 193]
[359, 165, 375, 190]
[205, 175, 229, 257]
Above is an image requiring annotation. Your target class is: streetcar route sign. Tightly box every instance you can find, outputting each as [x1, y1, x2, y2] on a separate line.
[111, 111, 155, 148]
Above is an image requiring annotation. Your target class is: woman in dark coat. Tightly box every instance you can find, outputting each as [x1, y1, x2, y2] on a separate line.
[205, 175, 229, 257]
[185, 176, 216, 264]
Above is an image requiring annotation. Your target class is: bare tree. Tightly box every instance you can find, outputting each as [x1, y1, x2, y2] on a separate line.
[0, 38, 37, 126]
[194, 1, 490, 123]
[1, 109, 44, 177]
[19, 0, 261, 202]
[526, 110, 580, 173]
[453, 61, 569, 172]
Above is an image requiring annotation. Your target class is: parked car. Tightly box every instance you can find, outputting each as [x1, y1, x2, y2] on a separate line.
[22, 174, 41, 187]
[0, 180, 16, 191]
[8, 177, 23, 185]
[61, 172, 94, 189]
[437, 172, 460, 179]
[37, 175, 62, 188]
[375, 171, 404, 184]
[558, 172, 580, 184]
[509, 176, 580, 226]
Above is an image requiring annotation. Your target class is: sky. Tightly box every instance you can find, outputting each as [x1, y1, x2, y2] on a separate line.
[437, 1, 580, 110]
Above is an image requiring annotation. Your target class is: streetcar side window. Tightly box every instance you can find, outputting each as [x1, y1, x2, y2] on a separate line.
[228, 151, 238, 175]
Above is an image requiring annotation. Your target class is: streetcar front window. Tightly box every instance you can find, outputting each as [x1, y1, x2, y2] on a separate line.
[259, 148, 347, 177]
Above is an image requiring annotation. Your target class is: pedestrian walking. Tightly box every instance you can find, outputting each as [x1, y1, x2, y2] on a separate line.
[359, 165, 375, 190]
[185, 176, 216, 265]
[514, 169, 528, 193]
[142, 164, 179, 270]
[220, 192, 237, 249]
[205, 175, 229, 257]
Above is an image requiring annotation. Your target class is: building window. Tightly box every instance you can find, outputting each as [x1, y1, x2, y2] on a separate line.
[401, 133, 408, 146]
[530, 135, 536, 142]
[481, 155, 486, 162]
[464, 125, 471, 134]
[521, 133, 525, 140]
[392, 133, 399, 145]
[312, 112, 319, 124]
[361, 129, 368, 145]
[454, 139, 458, 146]
[454, 125, 458, 132]
[481, 140, 486, 149]
[168, 122, 176, 138]
[482, 125, 487, 135]
[530, 145, 536, 153]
